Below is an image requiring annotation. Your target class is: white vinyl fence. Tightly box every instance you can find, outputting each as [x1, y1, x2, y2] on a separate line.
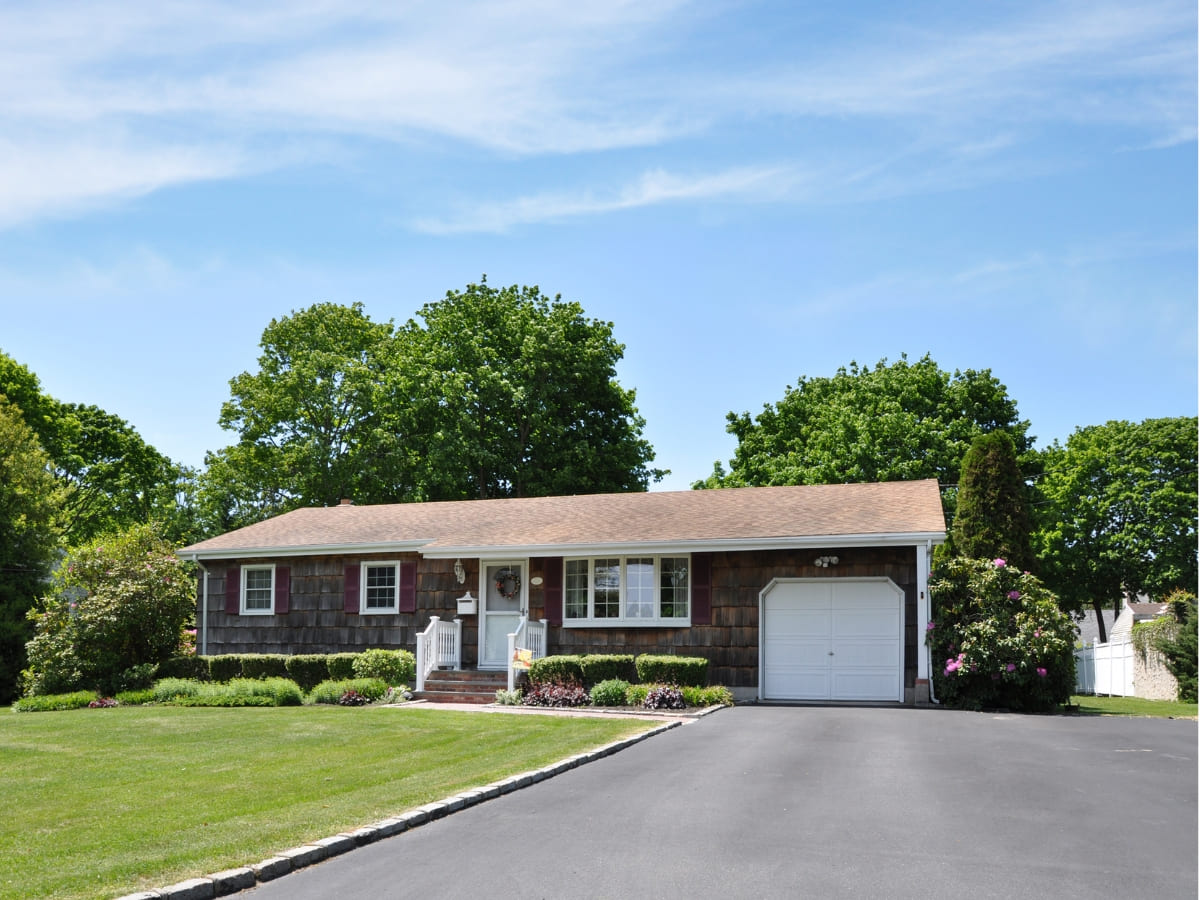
[1074, 639, 1135, 697]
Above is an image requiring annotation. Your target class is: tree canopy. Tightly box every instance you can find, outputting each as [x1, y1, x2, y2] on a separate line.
[0, 350, 192, 545]
[0, 396, 67, 703]
[697, 355, 1032, 511]
[391, 279, 663, 499]
[1033, 417, 1198, 639]
[200, 282, 663, 519]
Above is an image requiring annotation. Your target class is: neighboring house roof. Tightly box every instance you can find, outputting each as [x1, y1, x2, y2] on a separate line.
[1108, 598, 1168, 641]
[180, 479, 946, 560]
[1075, 608, 1118, 645]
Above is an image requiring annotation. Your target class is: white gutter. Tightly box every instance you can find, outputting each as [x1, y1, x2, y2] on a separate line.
[178, 540, 432, 561]
[925, 538, 939, 704]
[190, 554, 209, 657]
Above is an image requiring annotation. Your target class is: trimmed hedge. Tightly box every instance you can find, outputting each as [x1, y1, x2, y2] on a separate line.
[207, 655, 243, 683]
[528, 655, 585, 686]
[580, 655, 637, 686]
[285, 655, 331, 692]
[239, 654, 290, 680]
[635, 654, 708, 687]
[157, 655, 209, 681]
[327, 653, 361, 681]
[352, 649, 415, 686]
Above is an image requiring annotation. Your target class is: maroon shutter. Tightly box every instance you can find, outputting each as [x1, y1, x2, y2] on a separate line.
[690, 552, 712, 625]
[344, 564, 360, 614]
[274, 566, 291, 615]
[225, 567, 240, 615]
[399, 562, 416, 613]
[540, 557, 563, 626]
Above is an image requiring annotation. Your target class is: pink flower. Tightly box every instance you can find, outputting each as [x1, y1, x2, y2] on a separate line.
[993, 558, 1006, 568]
[1036, 667, 1047, 677]
[1007, 590, 1021, 600]
[1005, 663, 1016, 673]
[926, 621, 936, 632]
[1034, 629, 1041, 638]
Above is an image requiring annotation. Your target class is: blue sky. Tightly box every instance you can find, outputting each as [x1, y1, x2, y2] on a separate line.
[0, 1, 1195, 492]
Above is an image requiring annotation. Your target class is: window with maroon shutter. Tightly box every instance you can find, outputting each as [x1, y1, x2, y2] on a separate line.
[344, 564, 360, 614]
[399, 562, 416, 613]
[690, 552, 712, 625]
[225, 567, 240, 615]
[539, 557, 564, 626]
[274, 566, 291, 615]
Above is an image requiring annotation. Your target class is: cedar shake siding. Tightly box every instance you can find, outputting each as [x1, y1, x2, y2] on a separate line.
[202, 556, 481, 661]
[529, 547, 918, 690]
[201, 546, 918, 690]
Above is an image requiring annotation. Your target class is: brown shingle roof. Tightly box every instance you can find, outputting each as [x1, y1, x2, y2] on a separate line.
[180, 480, 945, 558]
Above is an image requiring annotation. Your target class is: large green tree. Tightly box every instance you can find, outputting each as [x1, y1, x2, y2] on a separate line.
[952, 431, 1035, 571]
[199, 302, 404, 521]
[391, 279, 663, 499]
[1033, 417, 1198, 642]
[697, 355, 1032, 512]
[0, 396, 67, 704]
[200, 284, 663, 518]
[0, 350, 192, 545]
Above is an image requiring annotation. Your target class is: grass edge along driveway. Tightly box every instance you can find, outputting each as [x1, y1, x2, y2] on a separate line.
[0, 705, 659, 900]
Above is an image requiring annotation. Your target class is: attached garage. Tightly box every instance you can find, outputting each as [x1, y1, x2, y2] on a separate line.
[760, 578, 904, 702]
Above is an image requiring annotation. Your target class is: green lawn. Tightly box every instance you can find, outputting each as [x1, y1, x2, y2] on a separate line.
[0, 706, 658, 900]
[1068, 694, 1198, 718]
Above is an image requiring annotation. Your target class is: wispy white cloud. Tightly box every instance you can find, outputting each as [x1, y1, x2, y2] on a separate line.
[0, 0, 1192, 229]
[412, 165, 798, 233]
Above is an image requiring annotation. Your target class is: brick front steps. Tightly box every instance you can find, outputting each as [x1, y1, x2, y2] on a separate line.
[414, 669, 509, 704]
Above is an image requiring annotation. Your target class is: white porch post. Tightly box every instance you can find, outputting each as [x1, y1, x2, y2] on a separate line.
[915, 541, 931, 704]
[453, 618, 463, 671]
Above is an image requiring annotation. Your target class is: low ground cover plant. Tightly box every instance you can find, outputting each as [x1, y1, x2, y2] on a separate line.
[522, 682, 590, 707]
[308, 678, 389, 705]
[589, 678, 631, 706]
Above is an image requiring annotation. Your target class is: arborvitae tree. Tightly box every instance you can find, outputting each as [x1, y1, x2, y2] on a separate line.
[953, 431, 1034, 571]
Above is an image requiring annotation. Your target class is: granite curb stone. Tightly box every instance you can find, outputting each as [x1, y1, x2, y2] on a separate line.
[115, 717, 685, 900]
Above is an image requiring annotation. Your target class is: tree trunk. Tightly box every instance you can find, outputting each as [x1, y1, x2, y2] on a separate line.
[1092, 598, 1108, 644]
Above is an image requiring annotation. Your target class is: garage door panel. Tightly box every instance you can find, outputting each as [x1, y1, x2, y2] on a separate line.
[763, 579, 901, 702]
[833, 608, 899, 637]
[831, 670, 900, 700]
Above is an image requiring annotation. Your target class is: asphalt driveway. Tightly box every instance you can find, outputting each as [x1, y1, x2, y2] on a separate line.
[242, 706, 1197, 899]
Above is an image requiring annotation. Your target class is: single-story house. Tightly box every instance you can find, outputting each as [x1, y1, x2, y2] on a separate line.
[179, 480, 946, 703]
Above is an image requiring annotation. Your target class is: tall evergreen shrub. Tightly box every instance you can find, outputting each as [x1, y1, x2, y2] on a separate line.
[953, 431, 1035, 571]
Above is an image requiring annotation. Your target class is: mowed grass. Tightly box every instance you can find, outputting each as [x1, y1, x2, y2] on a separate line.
[1069, 694, 1198, 718]
[0, 706, 658, 900]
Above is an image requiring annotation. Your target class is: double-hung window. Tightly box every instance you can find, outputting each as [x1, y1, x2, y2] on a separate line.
[563, 556, 690, 626]
[361, 562, 400, 614]
[241, 564, 275, 615]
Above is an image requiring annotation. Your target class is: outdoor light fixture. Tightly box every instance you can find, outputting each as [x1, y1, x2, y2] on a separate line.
[453, 559, 466, 584]
[814, 555, 839, 568]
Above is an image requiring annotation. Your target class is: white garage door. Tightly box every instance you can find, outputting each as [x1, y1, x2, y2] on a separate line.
[762, 579, 903, 701]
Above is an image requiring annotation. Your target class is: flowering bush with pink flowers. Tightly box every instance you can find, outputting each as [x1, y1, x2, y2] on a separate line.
[926, 556, 1075, 712]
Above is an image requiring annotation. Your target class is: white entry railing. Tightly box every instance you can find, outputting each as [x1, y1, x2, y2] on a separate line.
[416, 616, 462, 692]
[506, 616, 548, 692]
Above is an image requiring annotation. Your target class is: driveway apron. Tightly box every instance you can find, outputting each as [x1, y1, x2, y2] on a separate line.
[240, 706, 1198, 900]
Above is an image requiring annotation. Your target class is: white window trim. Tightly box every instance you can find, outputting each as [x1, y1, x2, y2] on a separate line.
[562, 555, 691, 628]
[240, 563, 275, 616]
[360, 561, 402, 615]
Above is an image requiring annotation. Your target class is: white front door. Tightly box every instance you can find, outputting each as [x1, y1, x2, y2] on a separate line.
[480, 562, 525, 669]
